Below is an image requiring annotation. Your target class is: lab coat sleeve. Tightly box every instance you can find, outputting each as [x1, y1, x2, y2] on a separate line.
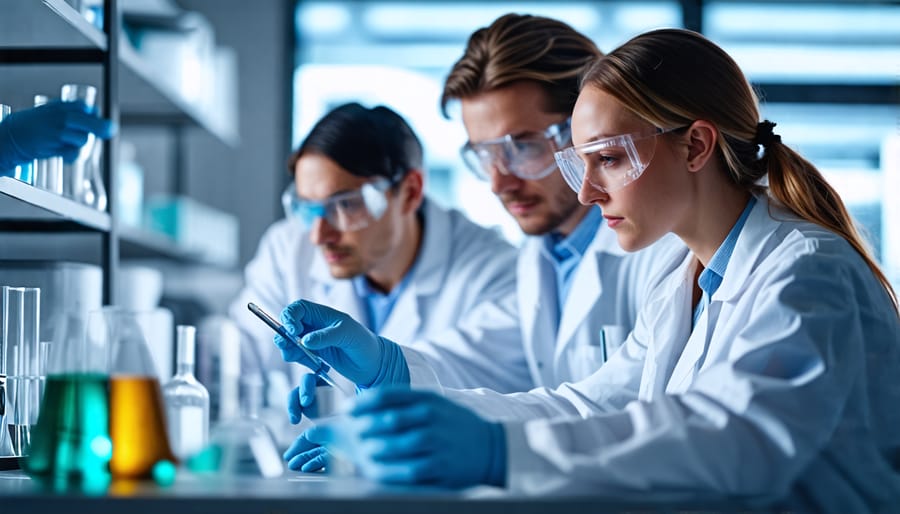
[432, 311, 651, 422]
[402, 239, 533, 393]
[504, 251, 871, 497]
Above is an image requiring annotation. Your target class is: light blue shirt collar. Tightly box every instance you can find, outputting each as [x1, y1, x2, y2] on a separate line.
[693, 196, 757, 326]
[541, 207, 604, 330]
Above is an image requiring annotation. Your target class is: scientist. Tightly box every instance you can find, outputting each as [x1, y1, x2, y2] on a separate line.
[228, 102, 523, 397]
[0, 100, 115, 173]
[280, 14, 686, 473]
[281, 30, 900, 512]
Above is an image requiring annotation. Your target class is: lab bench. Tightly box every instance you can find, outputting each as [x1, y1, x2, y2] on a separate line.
[0, 469, 780, 513]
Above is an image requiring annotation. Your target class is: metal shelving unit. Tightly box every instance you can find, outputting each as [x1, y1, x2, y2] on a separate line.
[0, 0, 239, 302]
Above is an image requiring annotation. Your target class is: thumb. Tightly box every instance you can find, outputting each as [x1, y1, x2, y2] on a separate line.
[284, 300, 348, 332]
[299, 324, 351, 351]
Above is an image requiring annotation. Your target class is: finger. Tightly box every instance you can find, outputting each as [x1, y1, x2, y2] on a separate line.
[287, 446, 328, 472]
[297, 325, 350, 350]
[285, 300, 348, 331]
[287, 385, 303, 424]
[351, 387, 435, 415]
[362, 457, 439, 485]
[57, 129, 89, 149]
[299, 374, 319, 419]
[299, 447, 330, 473]
[283, 432, 318, 461]
[276, 340, 318, 369]
[355, 403, 433, 437]
[303, 424, 336, 447]
[361, 428, 436, 462]
[66, 113, 116, 139]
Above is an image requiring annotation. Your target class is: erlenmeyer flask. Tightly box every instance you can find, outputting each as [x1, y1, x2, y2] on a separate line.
[24, 310, 112, 491]
[98, 308, 175, 478]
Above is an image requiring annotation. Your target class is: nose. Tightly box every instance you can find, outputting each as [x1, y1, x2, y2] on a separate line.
[308, 216, 340, 245]
[577, 177, 609, 206]
[489, 163, 523, 195]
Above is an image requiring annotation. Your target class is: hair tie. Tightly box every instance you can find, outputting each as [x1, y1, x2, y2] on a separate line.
[755, 120, 781, 148]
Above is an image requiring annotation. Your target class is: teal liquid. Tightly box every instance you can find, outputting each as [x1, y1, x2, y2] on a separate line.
[24, 373, 111, 491]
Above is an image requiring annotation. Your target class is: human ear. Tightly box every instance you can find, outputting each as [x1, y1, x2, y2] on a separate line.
[684, 120, 717, 172]
[399, 169, 425, 213]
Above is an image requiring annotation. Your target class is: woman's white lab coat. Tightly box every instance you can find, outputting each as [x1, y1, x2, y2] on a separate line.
[229, 199, 530, 391]
[439, 196, 900, 511]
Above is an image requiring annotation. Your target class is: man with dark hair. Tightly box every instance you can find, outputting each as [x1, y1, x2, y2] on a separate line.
[229, 103, 527, 419]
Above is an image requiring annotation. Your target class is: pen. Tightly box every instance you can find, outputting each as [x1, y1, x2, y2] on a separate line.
[247, 302, 353, 396]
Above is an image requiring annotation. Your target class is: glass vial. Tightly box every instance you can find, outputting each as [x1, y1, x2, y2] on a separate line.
[162, 325, 210, 460]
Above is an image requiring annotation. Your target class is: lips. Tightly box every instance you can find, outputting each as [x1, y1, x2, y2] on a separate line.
[504, 197, 539, 216]
[322, 248, 350, 263]
[603, 215, 624, 228]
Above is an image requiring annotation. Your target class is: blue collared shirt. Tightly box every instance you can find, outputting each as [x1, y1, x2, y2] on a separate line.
[352, 265, 416, 334]
[693, 197, 757, 326]
[541, 207, 604, 329]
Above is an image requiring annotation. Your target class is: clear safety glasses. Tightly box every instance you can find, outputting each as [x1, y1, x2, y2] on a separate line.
[554, 126, 684, 193]
[460, 119, 571, 181]
[281, 178, 391, 232]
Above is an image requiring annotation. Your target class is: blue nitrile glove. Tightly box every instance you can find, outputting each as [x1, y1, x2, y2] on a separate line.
[304, 386, 507, 488]
[275, 300, 410, 389]
[287, 373, 322, 423]
[283, 428, 330, 473]
[0, 101, 117, 171]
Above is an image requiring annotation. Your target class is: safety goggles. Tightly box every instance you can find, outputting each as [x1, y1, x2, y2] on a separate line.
[281, 178, 391, 232]
[554, 126, 685, 193]
[460, 119, 571, 181]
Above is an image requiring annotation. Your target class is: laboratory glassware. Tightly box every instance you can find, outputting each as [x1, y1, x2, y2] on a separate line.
[2, 287, 41, 458]
[162, 325, 209, 460]
[59, 84, 102, 207]
[31, 95, 64, 195]
[97, 308, 175, 478]
[25, 310, 112, 489]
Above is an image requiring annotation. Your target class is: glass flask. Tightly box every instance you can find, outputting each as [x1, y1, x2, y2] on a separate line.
[24, 311, 112, 491]
[162, 325, 209, 460]
[59, 84, 101, 207]
[33, 95, 65, 195]
[96, 308, 175, 478]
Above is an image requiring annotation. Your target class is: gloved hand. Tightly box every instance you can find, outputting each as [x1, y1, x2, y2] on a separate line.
[303, 386, 508, 488]
[275, 299, 410, 388]
[283, 428, 330, 473]
[0, 101, 117, 171]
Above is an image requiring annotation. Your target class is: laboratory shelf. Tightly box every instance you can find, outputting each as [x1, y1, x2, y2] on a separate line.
[0, 0, 239, 148]
[0, 0, 107, 50]
[119, 225, 228, 267]
[0, 176, 110, 232]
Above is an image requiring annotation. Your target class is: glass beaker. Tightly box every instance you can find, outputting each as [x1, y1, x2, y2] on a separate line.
[59, 84, 99, 206]
[24, 310, 112, 490]
[95, 308, 175, 478]
[2, 287, 41, 457]
[32, 95, 65, 196]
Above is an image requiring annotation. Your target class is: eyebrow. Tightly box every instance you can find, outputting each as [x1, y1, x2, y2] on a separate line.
[297, 187, 359, 202]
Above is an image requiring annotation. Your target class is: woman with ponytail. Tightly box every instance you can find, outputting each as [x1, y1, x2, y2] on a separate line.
[282, 29, 899, 512]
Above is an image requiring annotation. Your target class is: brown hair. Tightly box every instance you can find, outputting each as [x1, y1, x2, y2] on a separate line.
[580, 28, 897, 310]
[441, 13, 602, 118]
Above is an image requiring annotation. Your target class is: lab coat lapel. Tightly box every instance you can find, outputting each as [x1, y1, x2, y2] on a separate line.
[666, 196, 783, 392]
[639, 255, 695, 399]
[555, 225, 620, 358]
[379, 201, 444, 343]
[519, 238, 557, 386]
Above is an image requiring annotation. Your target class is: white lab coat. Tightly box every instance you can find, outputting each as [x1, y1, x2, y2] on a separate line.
[229, 199, 528, 391]
[403, 217, 687, 391]
[440, 196, 900, 511]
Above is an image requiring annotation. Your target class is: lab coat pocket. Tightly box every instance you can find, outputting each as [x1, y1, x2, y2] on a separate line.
[600, 325, 628, 359]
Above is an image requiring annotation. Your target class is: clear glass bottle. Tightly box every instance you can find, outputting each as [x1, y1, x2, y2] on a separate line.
[162, 325, 210, 461]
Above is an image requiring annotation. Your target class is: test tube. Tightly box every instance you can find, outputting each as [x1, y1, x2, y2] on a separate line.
[2, 286, 41, 457]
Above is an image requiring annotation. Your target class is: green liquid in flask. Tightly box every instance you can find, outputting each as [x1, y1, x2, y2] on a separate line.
[25, 373, 112, 487]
